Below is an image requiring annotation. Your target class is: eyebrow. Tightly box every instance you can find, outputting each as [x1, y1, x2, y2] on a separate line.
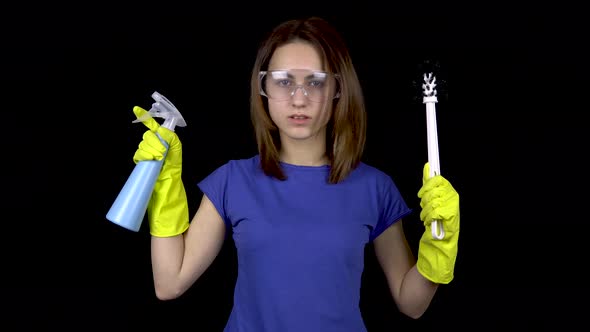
[270, 70, 327, 80]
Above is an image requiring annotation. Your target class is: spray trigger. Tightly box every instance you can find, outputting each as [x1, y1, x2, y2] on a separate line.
[131, 91, 187, 131]
[132, 113, 154, 124]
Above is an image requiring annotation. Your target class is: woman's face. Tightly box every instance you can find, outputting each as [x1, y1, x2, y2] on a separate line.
[265, 41, 335, 144]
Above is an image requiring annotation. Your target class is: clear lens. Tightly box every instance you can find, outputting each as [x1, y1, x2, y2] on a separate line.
[259, 69, 339, 102]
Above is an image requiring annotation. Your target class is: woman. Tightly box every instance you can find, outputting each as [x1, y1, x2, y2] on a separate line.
[132, 16, 460, 332]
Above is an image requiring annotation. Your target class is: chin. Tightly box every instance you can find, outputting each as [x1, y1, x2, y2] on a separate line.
[288, 134, 314, 141]
[281, 128, 317, 141]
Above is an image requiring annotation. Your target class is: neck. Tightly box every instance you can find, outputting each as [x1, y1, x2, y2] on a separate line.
[279, 132, 328, 166]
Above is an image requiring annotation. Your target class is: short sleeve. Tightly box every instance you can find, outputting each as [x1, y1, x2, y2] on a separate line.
[197, 162, 232, 231]
[369, 175, 413, 242]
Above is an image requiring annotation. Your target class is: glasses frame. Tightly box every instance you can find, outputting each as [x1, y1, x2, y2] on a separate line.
[258, 69, 341, 102]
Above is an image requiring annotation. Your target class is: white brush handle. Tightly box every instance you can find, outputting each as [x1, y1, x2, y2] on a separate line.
[426, 101, 445, 240]
[422, 73, 445, 240]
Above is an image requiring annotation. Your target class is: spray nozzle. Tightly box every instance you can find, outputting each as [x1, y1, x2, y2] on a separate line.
[132, 91, 187, 131]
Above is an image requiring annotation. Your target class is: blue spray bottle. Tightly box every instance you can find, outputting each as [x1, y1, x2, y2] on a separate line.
[106, 91, 187, 232]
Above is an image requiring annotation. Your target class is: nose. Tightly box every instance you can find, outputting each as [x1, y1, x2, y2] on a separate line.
[290, 86, 308, 105]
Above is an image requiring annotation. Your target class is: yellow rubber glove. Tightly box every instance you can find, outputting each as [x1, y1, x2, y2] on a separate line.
[416, 162, 460, 284]
[132, 106, 189, 237]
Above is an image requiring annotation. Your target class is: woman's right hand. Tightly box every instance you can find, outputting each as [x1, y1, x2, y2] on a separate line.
[132, 106, 189, 237]
[132, 106, 182, 168]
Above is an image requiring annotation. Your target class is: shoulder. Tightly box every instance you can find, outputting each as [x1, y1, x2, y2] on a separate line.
[355, 163, 410, 216]
[208, 154, 258, 169]
[199, 155, 262, 189]
[225, 154, 262, 173]
[352, 162, 394, 183]
[351, 162, 405, 195]
[207, 154, 263, 179]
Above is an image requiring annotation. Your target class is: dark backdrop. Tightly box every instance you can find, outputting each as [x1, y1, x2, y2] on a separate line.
[3, 2, 587, 331]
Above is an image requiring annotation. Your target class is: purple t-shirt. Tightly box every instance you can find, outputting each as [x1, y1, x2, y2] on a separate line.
[197, 155, 412, 332]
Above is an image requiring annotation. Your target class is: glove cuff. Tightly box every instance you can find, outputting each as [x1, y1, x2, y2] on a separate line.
[416, 228, 458, 284]
[147, 168, 190, 237]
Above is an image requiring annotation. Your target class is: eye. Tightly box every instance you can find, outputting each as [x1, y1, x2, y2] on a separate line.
[276, 79, 293, 87]
[307, 80, 325, 88]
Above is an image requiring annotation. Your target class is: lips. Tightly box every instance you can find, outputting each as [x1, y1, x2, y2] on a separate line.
[289, 114, 310, 119]
[288, 114, 311, 125]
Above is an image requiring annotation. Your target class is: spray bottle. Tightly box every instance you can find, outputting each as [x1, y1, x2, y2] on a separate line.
[106, 91, 187, 232]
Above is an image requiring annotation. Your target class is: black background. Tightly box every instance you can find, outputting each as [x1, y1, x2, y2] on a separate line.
[3, 2, 587, 331]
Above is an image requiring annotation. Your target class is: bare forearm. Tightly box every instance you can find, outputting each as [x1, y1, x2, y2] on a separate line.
[397, 265, 439, 319]
[151, 235, 185, 300]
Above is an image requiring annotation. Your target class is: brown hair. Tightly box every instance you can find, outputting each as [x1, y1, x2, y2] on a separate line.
[250, 16, 367, 184]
